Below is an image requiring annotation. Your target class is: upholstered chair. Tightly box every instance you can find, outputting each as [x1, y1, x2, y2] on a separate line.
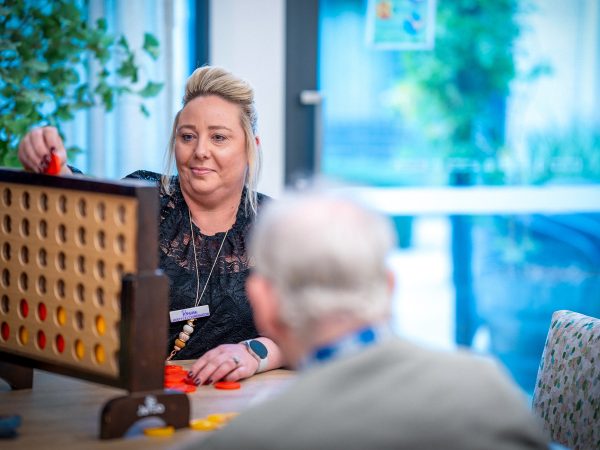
[532, 310, 600, 450]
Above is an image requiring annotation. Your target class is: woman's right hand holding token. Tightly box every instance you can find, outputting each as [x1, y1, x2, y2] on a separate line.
[18, 126, 72, 175]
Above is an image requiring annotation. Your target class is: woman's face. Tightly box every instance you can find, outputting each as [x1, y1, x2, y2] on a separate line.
[175, 95, 249, 203]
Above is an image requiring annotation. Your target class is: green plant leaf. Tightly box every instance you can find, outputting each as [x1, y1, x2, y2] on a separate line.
[143, 33, 160, 60]
[138, 81, 163, 98]
[140, 104, 150, 117]
[0, 0, 163, 165]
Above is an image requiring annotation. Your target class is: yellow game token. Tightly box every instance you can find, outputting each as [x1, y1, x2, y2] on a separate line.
[206, 412, 239, 424]
[143, 425, 175, 437]
[190, 419, 220, 431]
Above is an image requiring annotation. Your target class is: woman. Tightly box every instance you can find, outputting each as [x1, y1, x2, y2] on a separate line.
[17, 66, 284, 385]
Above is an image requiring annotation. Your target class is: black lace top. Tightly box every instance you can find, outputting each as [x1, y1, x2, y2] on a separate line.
[124, 170, 270, 360]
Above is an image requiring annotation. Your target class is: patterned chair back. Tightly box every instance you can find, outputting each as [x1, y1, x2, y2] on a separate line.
[532, 310, 600, 450]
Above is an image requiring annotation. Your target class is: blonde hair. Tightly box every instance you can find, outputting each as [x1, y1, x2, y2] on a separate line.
[161, 66, 261, 214]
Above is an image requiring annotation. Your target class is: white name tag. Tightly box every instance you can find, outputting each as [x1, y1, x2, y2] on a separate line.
[169, 305, 210, 323]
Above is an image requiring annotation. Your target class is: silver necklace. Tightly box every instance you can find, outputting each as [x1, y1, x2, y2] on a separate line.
[166, 209, 229, 361]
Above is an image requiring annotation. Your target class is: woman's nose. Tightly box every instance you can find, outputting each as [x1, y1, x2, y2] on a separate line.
[194, 138, 210, 159]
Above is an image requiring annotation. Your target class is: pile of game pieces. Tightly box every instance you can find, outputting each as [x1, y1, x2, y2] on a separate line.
[190, 412, 239, 432]
[143, 412, 240, 437]
[163, 364, 196, 393]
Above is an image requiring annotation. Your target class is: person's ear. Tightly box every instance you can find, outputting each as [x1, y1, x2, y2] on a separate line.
[254, 135, 261, 148]
[386, 269, 395, 296]
[246, 273, 280, 338]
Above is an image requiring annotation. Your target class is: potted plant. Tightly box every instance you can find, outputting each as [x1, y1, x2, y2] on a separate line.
[0, 0, 163, 166]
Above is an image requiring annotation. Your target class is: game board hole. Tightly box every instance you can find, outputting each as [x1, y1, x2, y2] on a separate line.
[75, 283, 85, 303]
[37, 301, 47, 321]
[1, 242, 10, 262]
[74, 339, 85, 360]
[38, 219, 48, 239]
[96, 230, 106, 250]
[95, 260, 105, 280]
[95, 315, 106, 336]
[1, 295, 8, 314]
[116, 204, 126, 225]
[94, 344, 106, 364]
[114, 264, 124, 283]
[77, 198, 87, 218]
[55, 306, 67, 326]
[74, 310, 84, 330]
[76, 255, 86, 274]
[76, 226, 86, 246]
[18, 272, 28, 292]
[2, 214, 12, 234]
[57, 195, 67, 214]
[96, 202, 106, 222]
[0, 322, 9, 341]
[56, 224, 67, 243]
[18, 325, 28, 345]
[19, 299, 29, 318]
[55, 334, 65, 353]
[56, 251, 66, 271]
[20, 218, 30, 237]
[37, 330, 46, 350]
[115, 234, 126, 254]
[55, 279, 66, 299]
[21, 191, 30, 210]
[19, 245, 29, 265]
[95, 287, 105, 306]
[2, 188, 11, 207]
[37, 276, 47, 295]
[1, 268, 10, 288]
[37, 248, 47, 267]
[39, 192, 48, 212]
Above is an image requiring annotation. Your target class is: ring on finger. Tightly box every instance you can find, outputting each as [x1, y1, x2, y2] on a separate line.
[232, 355, 241, 366]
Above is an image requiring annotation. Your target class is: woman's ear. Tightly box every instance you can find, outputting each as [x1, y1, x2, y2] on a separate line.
[254, 135, 261, 148]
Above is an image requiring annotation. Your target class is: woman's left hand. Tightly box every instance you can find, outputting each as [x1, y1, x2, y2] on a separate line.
[187, 343, 258, 385]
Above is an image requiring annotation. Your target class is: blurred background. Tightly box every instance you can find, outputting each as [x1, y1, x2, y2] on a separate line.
[1, 0, 599, 395]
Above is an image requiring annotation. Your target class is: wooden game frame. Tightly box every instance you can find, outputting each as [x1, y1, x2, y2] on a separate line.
[0, 168, 189, 438]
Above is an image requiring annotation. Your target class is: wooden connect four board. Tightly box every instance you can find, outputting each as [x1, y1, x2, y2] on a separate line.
[0, 168, 168, 391]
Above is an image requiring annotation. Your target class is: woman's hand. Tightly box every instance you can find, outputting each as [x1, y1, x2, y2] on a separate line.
[18, 126, 72, 175]
[187, 343, 259, 385]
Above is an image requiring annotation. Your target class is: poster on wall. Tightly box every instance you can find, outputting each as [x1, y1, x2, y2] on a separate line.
[365, 0, 436, 50]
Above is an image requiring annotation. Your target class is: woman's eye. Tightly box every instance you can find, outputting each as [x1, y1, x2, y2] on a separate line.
[212, 134, 226, 143]
[181, 133, 194, 142]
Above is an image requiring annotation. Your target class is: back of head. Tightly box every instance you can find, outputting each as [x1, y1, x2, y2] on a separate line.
[250, 188, 397, 334]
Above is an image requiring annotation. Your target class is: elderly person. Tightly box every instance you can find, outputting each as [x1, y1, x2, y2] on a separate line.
[196, 188, 548, 450]
[17, 66, 284, 384]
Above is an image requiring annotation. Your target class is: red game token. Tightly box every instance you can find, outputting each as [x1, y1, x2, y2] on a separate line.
[214, 381, 241, 390]
[164, 364, 185, 374]
[45, 153, 61, 175]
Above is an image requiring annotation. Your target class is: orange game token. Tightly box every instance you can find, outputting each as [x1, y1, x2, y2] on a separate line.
[45, 152, 61, 175]
[214, 381, 241, 390]
[164, 364, 185, 374]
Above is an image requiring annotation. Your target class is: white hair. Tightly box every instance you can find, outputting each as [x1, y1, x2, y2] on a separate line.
[249, 188, 397, 334]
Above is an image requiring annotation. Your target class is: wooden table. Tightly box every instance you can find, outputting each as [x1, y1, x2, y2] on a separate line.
[0, 361, 296, 449]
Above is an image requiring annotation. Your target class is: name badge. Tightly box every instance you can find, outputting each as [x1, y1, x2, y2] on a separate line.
[169, 305, 210, 323]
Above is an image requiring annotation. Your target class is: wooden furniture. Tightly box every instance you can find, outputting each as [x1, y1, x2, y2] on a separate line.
[0, 364, 296, 449]
[0, 168, 188, 438]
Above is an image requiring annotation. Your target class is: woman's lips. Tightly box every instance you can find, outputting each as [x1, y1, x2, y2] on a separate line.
[190, 167, 213, 176]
